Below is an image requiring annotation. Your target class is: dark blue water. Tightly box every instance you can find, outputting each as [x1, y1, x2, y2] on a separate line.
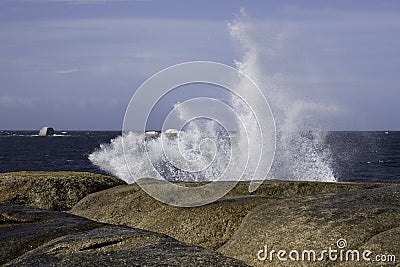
[326, 131, 400, 183]
[0, 131, 119, 175]
[0, 130, 399, 183]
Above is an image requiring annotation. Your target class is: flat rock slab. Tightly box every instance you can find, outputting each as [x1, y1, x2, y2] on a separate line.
[0, 172, 126, 211]
[0, 204, 248, 266]
[70, 180, 399, 266]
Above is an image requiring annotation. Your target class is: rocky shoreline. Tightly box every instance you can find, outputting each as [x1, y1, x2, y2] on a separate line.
[1, 172, 399, 266]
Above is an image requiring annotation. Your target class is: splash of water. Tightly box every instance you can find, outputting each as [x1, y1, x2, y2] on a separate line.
[228, 8, 336, 182]
[89, 120, 234, 183]
[89, 9, 336, 183]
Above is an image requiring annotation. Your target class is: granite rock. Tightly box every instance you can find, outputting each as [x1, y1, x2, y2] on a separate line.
[0, 172, 126, 211]
[219, 185, 400, 266]
[0, 204, 248, 266]
[70, 179, 399, 266]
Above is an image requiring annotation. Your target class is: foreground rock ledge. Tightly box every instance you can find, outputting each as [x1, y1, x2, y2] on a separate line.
[0, 204, 248, 266]
[0, 172, 126, 211]
[70, 179, 400, 267]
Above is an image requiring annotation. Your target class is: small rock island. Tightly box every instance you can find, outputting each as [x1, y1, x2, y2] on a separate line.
[38, 127, 55, 136]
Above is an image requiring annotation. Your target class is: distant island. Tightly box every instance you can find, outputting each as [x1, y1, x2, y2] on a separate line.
[38, 127, 54, 136]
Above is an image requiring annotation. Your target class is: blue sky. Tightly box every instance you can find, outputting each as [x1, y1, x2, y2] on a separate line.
[0, 0, 399, 130]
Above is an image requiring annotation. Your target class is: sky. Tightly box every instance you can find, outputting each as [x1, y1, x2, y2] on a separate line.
[0, 0, 399, 130]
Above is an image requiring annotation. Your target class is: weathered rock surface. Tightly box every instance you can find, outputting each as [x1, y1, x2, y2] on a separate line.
[219, 185, 400, 266]
[0, 172, 126, 211]
[70, 180, 400, 266]
[0, 204, 248, 266]
[72, 182, 271, 249]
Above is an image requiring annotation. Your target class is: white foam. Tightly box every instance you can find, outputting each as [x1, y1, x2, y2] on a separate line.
[89, 123, 235, 183]
[228, 10, 336, 182]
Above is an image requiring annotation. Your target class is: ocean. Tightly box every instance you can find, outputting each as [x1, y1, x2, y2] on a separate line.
[0, 130, 399, 184]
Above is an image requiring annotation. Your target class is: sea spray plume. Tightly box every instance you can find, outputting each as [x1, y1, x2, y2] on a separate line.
[89, 132, 160, 183]
[89, 127, 229, 183]
[90, 59, 276, 188]
[279, 101, 336, 181]
[228, 9, 271, 188]
[120, 61, 275, 206]
[88, 9, 273, 186]
[228, 8, 336, 182]
[89, 10, 335, 186]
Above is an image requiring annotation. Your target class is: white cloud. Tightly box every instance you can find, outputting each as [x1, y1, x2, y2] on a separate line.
[0, 96, 36, 108]
[55, 68, 79, 74]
